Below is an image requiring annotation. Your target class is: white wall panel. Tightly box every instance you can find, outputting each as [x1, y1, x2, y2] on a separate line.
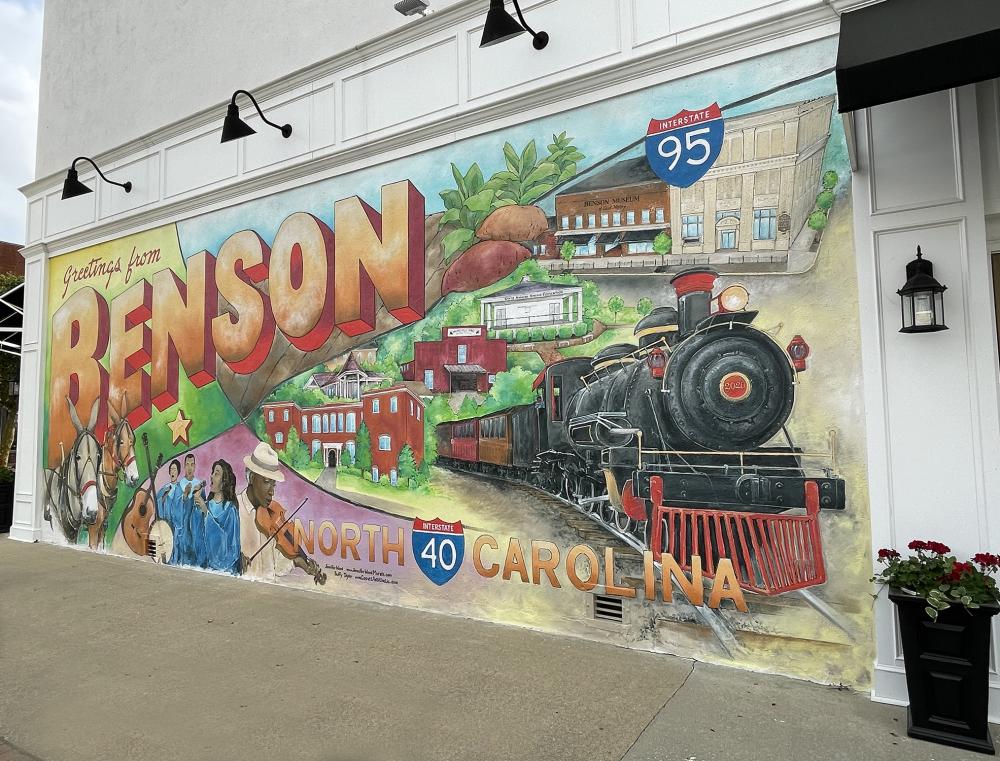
[243, 94, 313, 173]
[874, 221, 982, 547]
[44, 181, 96, 236]
[469, 0, 622, 100]
[869, 89, 961, 213]
[342, 38, 460, 140]
[99, 154, 160, 219]
[977, 80, 1000, 216]
[311, 84, 337, 152]
[165, 131, 239, 197]
[27, 199, 43, 243]
[632, 0, 671, 46]
[669, 0, 780, 35]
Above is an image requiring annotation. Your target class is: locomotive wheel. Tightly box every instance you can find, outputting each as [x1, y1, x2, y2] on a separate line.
[664, 326, 795, 450]
[614, 512, 633, 533]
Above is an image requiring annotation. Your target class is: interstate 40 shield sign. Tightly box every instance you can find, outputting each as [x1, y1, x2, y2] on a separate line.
[645, 103, 724, 188]
[412, 517, 465, 586]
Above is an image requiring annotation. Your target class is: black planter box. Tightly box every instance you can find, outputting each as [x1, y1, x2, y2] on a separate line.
[890, 588, 999, 755]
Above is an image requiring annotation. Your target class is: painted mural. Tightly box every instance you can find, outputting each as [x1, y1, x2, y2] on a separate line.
[39, 39, 874, 687]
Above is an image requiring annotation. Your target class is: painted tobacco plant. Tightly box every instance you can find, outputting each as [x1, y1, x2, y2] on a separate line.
[873, 540, 1000, 620]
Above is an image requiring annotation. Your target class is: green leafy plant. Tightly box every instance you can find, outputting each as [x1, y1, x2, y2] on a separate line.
[558, 324, 573, 340]
[816, 189, 835, 211]
[822, 170, 839, 190]
[528, 326, 545, 342]
[542, 326, 558, 341]
[397, 444, 418, 488]
[573, 322, 588, 338]
[438, 162, 498, 259]
[488, 134, 584, 208]
[807, 209, 828, 232]
[873, 540, 1000, 620]
[355, 423, 372, 475]
[636, 297, 654, 316]
[0, 467, 14, 484]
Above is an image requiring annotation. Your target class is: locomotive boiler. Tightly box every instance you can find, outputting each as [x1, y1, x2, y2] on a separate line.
[436, 267, 846, 596]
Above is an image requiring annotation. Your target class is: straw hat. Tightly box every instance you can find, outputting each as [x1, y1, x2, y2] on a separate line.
[243, 442, 285, 482]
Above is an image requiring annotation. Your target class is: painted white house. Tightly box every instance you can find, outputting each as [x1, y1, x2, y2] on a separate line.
[480, 276, 583, 330]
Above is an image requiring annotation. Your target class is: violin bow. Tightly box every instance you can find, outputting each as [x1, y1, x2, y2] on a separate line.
[247, 497, 309, 565]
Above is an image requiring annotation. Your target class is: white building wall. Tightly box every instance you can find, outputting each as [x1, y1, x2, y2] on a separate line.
[851, 84, 1000, 719]
[35, 0, 467, 178]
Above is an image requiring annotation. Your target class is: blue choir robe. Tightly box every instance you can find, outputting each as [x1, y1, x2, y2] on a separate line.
[194, 497, 240, 574]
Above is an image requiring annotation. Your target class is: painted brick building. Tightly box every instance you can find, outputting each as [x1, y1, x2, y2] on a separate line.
[263, 385, 424, 483]
[401, 326, 507, 393]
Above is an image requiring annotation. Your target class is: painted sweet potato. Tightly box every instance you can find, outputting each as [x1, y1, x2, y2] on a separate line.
[476, 205, 550, 242]
[442, 240, 531, 294]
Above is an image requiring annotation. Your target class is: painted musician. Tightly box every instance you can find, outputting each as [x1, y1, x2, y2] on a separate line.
[237, 442, 326, 584]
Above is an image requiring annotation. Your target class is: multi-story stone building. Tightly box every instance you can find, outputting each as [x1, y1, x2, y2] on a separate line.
[671, 95, 835, 255]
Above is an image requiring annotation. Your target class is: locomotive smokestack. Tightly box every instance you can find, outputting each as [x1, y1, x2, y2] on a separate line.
[670, 268, 719, 337]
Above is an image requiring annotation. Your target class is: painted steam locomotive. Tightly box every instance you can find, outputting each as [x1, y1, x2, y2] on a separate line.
[436, 268, 846, 595]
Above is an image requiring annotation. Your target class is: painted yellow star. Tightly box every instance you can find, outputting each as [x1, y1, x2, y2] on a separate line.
[167, 409, 192, 445]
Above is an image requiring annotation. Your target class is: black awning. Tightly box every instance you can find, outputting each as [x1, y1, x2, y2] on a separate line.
[836, 0, 1000, 113]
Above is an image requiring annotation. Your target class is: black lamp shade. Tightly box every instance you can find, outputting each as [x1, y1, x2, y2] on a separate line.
[61, 168, 93, 200]
[897, 248, 948, 333]
[481, 1, 526, 47]
[221, 103, 257, 143]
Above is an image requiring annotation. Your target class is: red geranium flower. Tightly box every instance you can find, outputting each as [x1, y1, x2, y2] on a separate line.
[974, 552, 1000, 568]
[926, 541, 951, 555]
[946, 561, 973, 583]
[908, 540, 929, 551]
[877, 548, 900, 560]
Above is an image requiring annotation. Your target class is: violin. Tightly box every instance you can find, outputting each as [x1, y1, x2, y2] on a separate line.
[253, 498, 327, 585]
[122, 433, 163, 557]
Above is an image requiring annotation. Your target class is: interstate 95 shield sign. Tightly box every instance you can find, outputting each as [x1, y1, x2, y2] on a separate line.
[645, 103, 724, 187]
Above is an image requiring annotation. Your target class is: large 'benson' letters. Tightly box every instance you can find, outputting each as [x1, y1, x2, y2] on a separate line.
[48, 181, 429, 467]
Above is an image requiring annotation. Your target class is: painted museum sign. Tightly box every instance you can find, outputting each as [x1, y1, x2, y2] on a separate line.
[38, 39, 873, 689]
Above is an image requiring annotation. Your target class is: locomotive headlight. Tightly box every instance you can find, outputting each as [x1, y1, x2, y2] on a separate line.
[719, 284, 750, 312]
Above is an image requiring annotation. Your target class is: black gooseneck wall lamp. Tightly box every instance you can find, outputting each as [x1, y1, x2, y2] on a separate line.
[61, 157, 132, 200]
[221, 89, 293, 143]
[480, 0, 549, 50]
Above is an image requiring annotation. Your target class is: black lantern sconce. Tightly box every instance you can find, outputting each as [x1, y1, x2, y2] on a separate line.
[61, 157, 132, 200]
[221, 90, 292, 143]
[480, 0, 549, 50]
[897, 246, 948, 333]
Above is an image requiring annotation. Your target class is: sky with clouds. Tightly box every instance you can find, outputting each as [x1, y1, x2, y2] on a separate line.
[0, 0, 42, 244]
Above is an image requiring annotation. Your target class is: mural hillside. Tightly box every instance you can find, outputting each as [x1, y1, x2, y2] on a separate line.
[40, 38, 874, 688]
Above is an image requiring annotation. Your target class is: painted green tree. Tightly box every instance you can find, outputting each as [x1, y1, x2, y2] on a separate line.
[636, 297, 654, 316]
[356, 423, 372, 477]
[457, 395, 480, 419]
[488, 367, 537, 408]
[280, 428, 311, 470]
[397, 444, 418, 488]
[653, 231, 672, 255]
[822, 170, 839, 190]
[608, 295, 625, 322]
[560, 240, 576, 264]
[807, 210, 828, 232]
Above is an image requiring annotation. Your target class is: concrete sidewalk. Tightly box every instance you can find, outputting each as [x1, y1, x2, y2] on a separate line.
[0, 538, 994, 761]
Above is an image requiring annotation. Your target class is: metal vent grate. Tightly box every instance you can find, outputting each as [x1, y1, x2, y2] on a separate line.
[593, 593, 624, 622]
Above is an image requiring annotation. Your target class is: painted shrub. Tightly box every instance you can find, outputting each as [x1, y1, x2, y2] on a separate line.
[39, 39, 873, 688]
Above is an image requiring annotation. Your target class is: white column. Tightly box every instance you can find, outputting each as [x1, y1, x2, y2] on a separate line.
[10, 246, 49, 543]
[853, 85, 1000, 718]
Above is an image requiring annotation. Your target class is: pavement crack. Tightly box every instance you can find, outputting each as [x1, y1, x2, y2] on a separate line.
[618, 661, 697, 761]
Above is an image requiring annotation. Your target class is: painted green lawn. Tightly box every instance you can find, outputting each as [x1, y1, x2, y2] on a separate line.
[558, 327, 636, 358]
